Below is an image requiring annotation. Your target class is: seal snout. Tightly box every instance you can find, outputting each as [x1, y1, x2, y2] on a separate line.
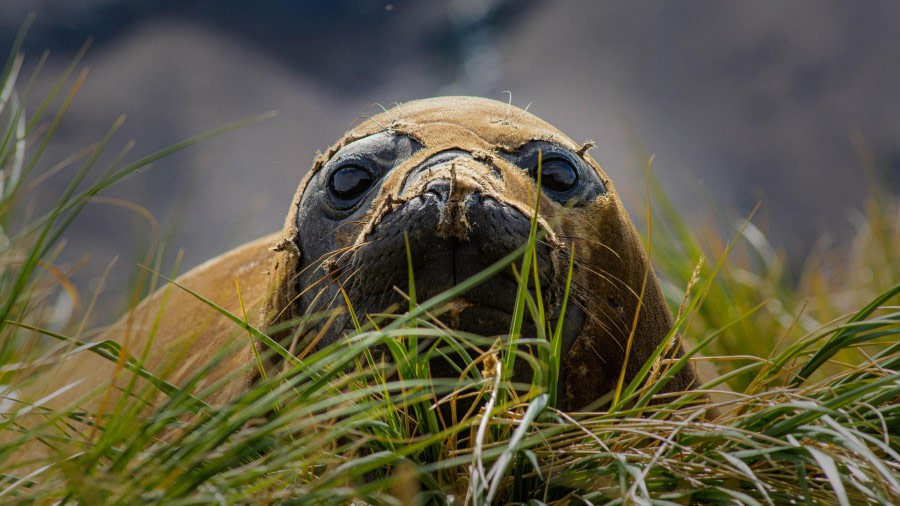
[345, 161, 557, 323]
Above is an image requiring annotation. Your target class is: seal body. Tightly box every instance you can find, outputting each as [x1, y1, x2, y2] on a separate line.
[15, 96, 697, 437]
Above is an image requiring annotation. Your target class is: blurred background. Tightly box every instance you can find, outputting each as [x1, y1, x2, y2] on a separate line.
[1, 0, 898, 321]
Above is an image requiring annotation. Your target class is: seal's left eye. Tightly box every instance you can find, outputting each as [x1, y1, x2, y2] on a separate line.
[328, 164, 374, 205]
[538, 157, 578, 193]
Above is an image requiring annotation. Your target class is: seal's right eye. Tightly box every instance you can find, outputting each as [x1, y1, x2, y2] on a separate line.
[538, 157, 578, 193]
[328, 164, 374, 206]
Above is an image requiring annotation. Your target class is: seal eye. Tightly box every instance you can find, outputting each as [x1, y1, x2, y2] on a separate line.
[538, 157, 578, 193]
[328, 164, 374, 205]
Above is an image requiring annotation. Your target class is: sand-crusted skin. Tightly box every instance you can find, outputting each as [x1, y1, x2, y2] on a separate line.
[266, 96, 698, 409]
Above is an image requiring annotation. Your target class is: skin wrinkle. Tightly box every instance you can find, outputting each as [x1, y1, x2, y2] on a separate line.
[353, 145, 559, 251]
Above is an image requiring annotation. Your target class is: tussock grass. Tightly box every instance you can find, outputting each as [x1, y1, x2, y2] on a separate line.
[1, 36, 898, 504]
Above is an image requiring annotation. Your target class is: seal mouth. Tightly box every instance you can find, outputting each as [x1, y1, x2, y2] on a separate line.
[328, 215, 584, 359]
[335, 295, 562, 339]
[344, 285, 564, 335]
[347, 236, 559, 307]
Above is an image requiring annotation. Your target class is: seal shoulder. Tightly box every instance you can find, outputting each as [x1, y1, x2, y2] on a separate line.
[8, 233, 280, 468]
[27, 232, 280, 410]
[128, 231, 280, 333]
[110, 231, 281, 399]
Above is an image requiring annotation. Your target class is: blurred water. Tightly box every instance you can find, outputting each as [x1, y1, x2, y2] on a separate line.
[1, 1, 898, 322]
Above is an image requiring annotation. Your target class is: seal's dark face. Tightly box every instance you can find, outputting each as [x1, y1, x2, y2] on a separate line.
[294, 130, 606, 360]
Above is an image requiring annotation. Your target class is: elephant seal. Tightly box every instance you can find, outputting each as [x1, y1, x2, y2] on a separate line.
[13, 97, 697, 440]
[265, 96, 698, 409]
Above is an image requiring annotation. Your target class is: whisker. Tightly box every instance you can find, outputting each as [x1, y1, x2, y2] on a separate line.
[565, 292, 628, 350]
[552, 232, 625, 262]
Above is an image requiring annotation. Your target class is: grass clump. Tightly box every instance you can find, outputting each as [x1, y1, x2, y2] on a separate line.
[0, 35, 898, 504]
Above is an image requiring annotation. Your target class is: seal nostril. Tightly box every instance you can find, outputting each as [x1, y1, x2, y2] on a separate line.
[423, 180, 451, 202]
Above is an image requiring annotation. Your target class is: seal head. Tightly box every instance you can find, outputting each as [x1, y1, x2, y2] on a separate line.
[267, 96, 697, 409]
